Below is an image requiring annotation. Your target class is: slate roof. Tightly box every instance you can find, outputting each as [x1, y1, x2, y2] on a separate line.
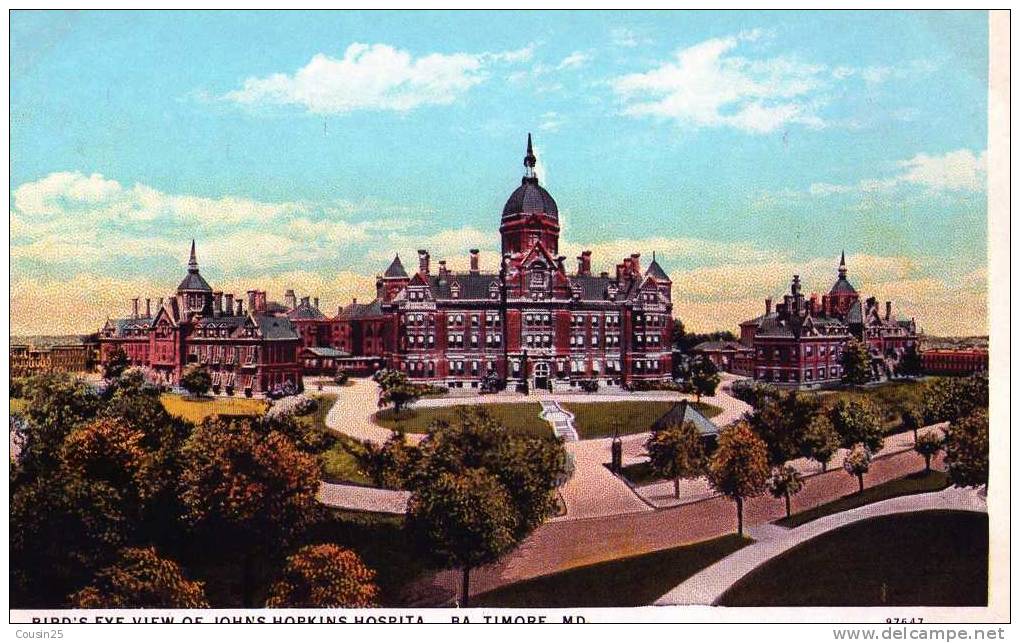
[571, 274, 614, 300]
[752, 313, 847, 339]
[429, 273, 499, 299]
[176, 271, 212, 292]
[340, 299, 384, 319]
[384, 254, 409, 279]
[829, 276, 858, 295]
[254, 314, 300, 340]
[650, 401, 719, 438]
[301, 346, 350, 358]
[645, 259, 670, 280]
[502, 177, 559, 219]
[107, 317, 154, 336]
[691, 340, 746, 352]
[846, 300, 864, 324]
[288, 302, 327, 321]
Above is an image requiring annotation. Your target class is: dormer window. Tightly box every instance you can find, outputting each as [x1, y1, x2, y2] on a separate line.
[450, 282, 461, 299]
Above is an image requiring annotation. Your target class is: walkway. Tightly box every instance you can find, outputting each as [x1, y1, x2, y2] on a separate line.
[317, 481, 411, 515]
[654, 486, 987, 605]
[425, 444, 943, 600]
[540, 400, 578, 442]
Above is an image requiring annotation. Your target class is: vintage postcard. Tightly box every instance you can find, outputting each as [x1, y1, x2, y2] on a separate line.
[6, 5, 1009, 634]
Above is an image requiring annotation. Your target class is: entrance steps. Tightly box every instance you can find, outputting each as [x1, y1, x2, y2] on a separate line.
[539, 400, 579, 442]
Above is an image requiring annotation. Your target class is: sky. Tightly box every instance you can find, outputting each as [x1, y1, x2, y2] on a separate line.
[10, 10, 989, 335]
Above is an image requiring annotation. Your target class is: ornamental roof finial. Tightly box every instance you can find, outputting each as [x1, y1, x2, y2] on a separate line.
[523, 133, 537, 179]
[188, 239, 198, 272]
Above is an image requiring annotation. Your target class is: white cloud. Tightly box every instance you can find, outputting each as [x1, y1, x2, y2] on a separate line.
[538, 111, 564, 132]
[611, 28, 650, 48]
[808, 149, 987, 197]
[557, 51, 590, 70]
[225, 42, 529, 114]
[611, 30, 829, 134]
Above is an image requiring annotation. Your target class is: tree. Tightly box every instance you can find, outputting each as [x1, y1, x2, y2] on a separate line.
[374, 369, 423, 415]
[767, 465, 804, 518]
[180, 364, 212, 398]
[412, 407, 567, 540]
[748, 389, 821, 466]
[645, 420, 705, 498]
[922, 375, 989, 425]
[689, 356, 720, 402]
[15, 373, 102, 484]
[407, 468, 518, 607]
[11, 472, 129, 607]
[365, 431, 420, 489]
[828, 399, 884, 452]
[707, 422, 770, 537]
[901, 403, 926, 442]
[943, 410, 988, 489]
[913, 429, 944, 473]
[671, 318, 686, 349]
[69, 547, 208, 608]
[178, 417, 320, 606]
[801, 414, 840, 472]
[840, 338, 872, 385]
[60, 418, 149, 508]
[897, 344, 923, 378]
[103, 347, 131, 380]
[265, 544, 379, 608]
[842, 443, 872, 493]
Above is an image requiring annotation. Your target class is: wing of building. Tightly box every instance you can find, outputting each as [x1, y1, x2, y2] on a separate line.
[733, 252, 919, 388]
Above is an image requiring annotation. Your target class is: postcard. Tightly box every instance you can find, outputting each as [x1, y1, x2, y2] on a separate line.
[6, 5, 1009, 633]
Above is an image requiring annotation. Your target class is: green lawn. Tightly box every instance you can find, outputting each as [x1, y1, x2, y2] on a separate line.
[299, 394, 375, 487]
[473, 534, 751, 608]
[159, 393, 267, 423]
[374, 403, 551, 438]
[775, 470, 950, 529]
[617, 460, 664, 486]
[563, 401, 723, 440]
[816, 379, 936, 433]
[10, 398, 28, 414]
[720, 510, 987, 606]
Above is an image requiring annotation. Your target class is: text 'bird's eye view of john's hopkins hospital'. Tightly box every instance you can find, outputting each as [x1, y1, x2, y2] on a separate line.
[8, 8, 1006, 625]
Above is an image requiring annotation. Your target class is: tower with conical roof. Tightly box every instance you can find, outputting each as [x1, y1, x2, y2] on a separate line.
[828, 250, 859, 318]
[176, 240, 213, 316]
[499, 133, 560, 256]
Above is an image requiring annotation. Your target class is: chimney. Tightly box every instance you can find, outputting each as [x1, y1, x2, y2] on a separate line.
[885, 301, 892, 321]
[577, 250, 592, 276]
[765, 297, 772, 315]
[376, 277, 384, 299]
[616, 263, 625, 283]
[236, 299, 244, 316]
[809, 293, 818, 315]
[284, 289, 296, 310]
[438, 259, 448, 277]
[418, 249, 430, 275]
[213, 291, 222, 317]
[556, 256, 566, 272]
[313, 297, 319, 310]
[145, 298, 151, 318]
[132, 298, 139, 319]
[224, 293, 234, 316]
[157, 297, 164, 311]
[255, 290, 267, 313]
[300, 296, 310, 307]
[352, 297, 357, 306]
[469, 249, 480, 274]
[630, 253, 641, 274]
[599, 271, 609, 279]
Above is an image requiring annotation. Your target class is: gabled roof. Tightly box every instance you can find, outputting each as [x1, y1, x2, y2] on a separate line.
[384, 254, 409, 279]
[691, 340, 746, 353]
[651, 401, 719, 438]
[301, 346, 350, 358]
[340, 299, 384, 319]
[288, 301, 326, 321]
[253, 314, 300, 340]
[176, 271, 212, 292]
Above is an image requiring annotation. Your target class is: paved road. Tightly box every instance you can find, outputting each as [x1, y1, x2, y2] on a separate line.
[425, 444, 942, 601]
[654, 485, 986, 605]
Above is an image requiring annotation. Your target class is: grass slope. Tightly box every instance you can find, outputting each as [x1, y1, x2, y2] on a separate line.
[159, 393, 266, 423]
[776, 470, 950, 529]
[473, 534, 750, 608]
[720, 510, 987, 606]
[375, 403, 550, 438]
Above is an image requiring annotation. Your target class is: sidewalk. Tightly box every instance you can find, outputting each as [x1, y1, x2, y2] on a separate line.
[654, 486, 987, 605]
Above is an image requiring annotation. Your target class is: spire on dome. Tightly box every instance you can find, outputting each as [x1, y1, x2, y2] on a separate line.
[838, 250, 847, 278]
[523, 133, 537, 179]
[188, 239, 198, 272]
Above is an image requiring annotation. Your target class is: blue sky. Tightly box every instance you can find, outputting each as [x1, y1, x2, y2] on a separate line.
[10, 10, 989, 335]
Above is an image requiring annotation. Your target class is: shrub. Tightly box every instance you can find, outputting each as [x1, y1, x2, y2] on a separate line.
[578, 379, 599, 393]
[266, 394, 318, 421]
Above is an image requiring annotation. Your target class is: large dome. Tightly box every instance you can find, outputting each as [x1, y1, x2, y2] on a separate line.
[502, 176, 559, 219]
